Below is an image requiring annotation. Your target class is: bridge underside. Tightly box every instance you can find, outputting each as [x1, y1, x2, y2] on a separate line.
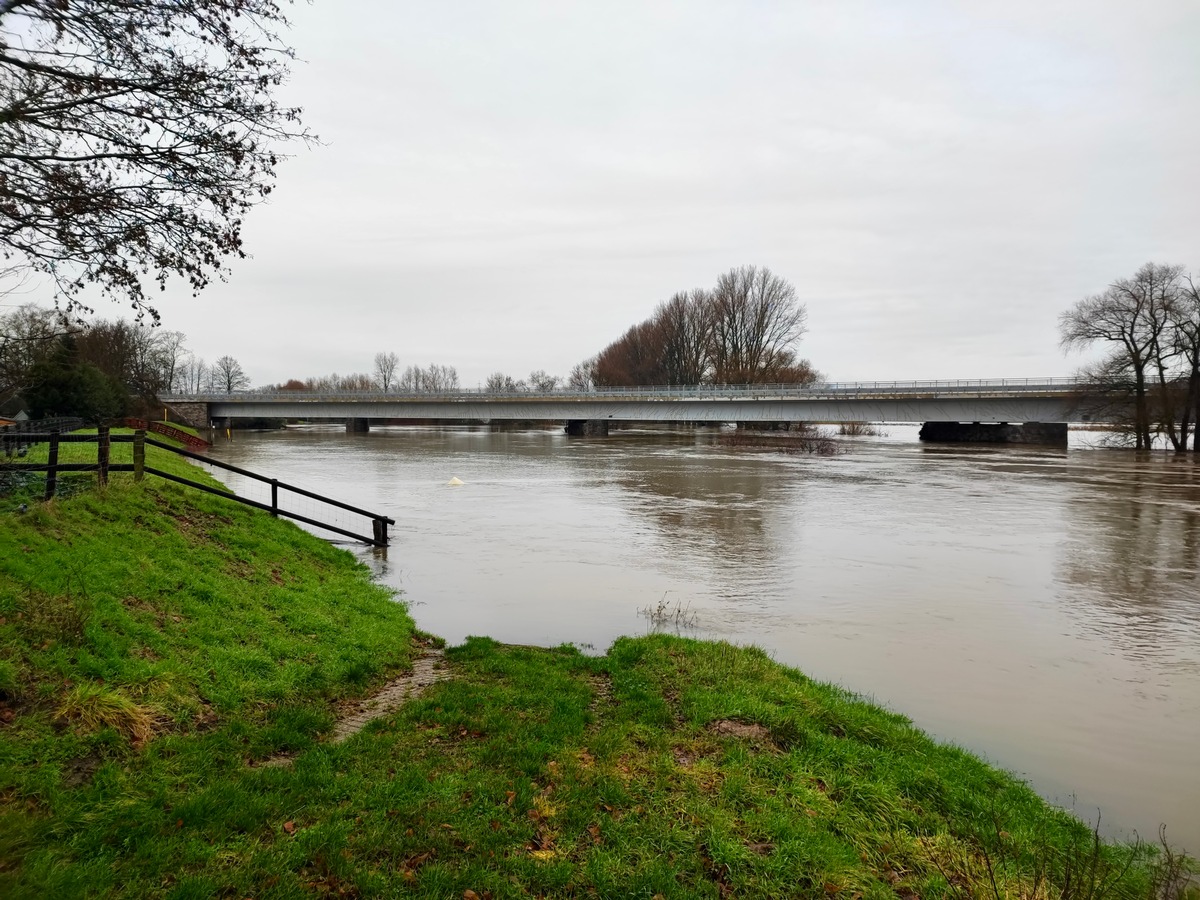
[202, 396, 1076, 425]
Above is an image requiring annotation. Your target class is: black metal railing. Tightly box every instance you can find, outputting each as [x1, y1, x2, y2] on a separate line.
[0, 427, 394, 547]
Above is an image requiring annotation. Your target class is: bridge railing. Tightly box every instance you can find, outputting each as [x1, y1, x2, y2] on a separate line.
[166, 377, 1082, 404]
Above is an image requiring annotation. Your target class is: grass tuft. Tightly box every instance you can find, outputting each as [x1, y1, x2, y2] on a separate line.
[14, 584, 92, 647]
[54, 682, 158, 747]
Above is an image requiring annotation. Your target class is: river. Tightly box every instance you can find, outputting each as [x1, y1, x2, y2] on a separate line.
[203, 425, 1200, 852]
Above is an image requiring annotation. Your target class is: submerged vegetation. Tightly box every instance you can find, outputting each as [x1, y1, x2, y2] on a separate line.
[719, 424, 843, 455]
[0, 448, 1194, 897]
[838, 421, 887, 437]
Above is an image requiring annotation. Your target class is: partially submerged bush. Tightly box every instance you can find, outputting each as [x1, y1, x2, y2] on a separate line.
[838, 421, 886, 437]
[719, 425, 842, 455]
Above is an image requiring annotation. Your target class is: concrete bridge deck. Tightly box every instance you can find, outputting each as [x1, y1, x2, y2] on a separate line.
[165, 379, 1088, 433]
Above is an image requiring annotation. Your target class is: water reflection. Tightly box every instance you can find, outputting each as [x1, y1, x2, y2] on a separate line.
[1056, 455, 1200, 656]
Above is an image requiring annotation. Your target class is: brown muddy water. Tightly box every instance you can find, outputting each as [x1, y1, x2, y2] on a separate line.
[203, 425, 1200, 852]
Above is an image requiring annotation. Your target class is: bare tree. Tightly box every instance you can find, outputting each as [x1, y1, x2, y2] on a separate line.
[212, 355, 250, 392]
[337, 373, 376, 391]
[709, 265, 807, 384]
[396, 366, 420, 392]
[430, 364, 459, 392]
[0, 1, 310, 322]
[0, 303, 69, 397]
[594, 320, 667, 386]
[398, 363, 459, 393]
[567, 357, 598, 391]
[155, 332, 189, 398]
[655, 289, 713, 385]
[1170, 274, 1200, 450]
[1060, 263, 1183, 449]
[174, 353, 211, 394]
[304, 373, 338, 392]
[485, 372, 523, 393]
[588, 266, 812, 388]
[373, 352, 400, 392]
[527, 370, 561, 392]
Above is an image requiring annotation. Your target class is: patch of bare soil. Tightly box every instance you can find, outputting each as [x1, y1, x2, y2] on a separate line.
[63, 752, 104, 788]
[330, 648, 450, 742]
[251, 647, 450, 768]
[708, 719, 775, 746]
[586, 672, 614, 720]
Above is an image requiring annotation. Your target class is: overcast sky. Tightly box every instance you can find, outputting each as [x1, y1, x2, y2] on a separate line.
[35, 1, 1200, 386]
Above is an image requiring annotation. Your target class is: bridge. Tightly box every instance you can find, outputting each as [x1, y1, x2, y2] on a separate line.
[164, 378, 1091, 444]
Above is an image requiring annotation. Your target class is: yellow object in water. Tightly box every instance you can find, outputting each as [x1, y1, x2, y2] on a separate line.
[447, 477, 464, 486]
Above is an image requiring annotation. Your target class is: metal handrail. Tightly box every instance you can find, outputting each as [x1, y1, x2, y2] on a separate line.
[0, 430, 394, 546]
[166, 377, 1083, 405]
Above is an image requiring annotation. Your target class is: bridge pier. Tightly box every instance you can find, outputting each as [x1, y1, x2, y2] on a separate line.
[346, 418, 370, 433]
[565, 419, 609, 436]
[919, 421, 1067, 445]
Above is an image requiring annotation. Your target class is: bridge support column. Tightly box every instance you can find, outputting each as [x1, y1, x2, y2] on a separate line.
[346, 417, 370, 433]
[565, 419, 608, 436]
[919, 421, 1067, 445]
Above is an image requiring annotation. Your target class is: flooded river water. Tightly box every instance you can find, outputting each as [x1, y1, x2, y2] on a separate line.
[204, 425, 1200, 852]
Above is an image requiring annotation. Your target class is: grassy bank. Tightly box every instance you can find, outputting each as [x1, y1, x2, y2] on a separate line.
[0, 446, 1193, 898]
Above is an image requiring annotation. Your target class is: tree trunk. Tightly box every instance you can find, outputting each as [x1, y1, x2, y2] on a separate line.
[1156, 365, 1184, 451]
[1133, 363, 1150, 449]
[1191, 367, 1200, 451]
[1178, 366, 1197, 451]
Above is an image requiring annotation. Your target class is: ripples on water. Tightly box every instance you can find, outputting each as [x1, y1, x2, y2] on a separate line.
[205, 425, 1200, 852]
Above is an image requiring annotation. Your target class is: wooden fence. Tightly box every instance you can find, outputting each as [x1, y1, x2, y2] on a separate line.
[124, 417, 210, 448]
[0, 426, 393, 547]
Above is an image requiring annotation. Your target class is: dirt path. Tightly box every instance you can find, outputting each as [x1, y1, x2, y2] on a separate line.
[330, 647, 450, 742]
[253, 647, 451, 768]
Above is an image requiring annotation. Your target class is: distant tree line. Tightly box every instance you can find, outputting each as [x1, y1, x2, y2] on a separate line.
[276, 361, 461, 393]
[483, 370, 564, 393]
[582, 265, 817, 387]
[279, 361, 578, 395]
[0, 304, 245, 421]
[1061, 262, 1200, 451]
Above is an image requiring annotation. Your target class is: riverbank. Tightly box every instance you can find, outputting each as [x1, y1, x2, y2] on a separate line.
[0, 449, 1193, 898]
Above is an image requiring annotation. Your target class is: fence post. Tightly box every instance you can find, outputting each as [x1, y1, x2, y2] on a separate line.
[270, 478, 279, 516]
[133, 429, 146, 481]
[97, 425, 110, 486]
[44, 433, 59, 501]
[373, 517, 387, 546]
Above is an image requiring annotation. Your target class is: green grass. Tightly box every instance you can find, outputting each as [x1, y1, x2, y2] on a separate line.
[0, 448, 1194, 898]
[0, 443, 417, 897]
